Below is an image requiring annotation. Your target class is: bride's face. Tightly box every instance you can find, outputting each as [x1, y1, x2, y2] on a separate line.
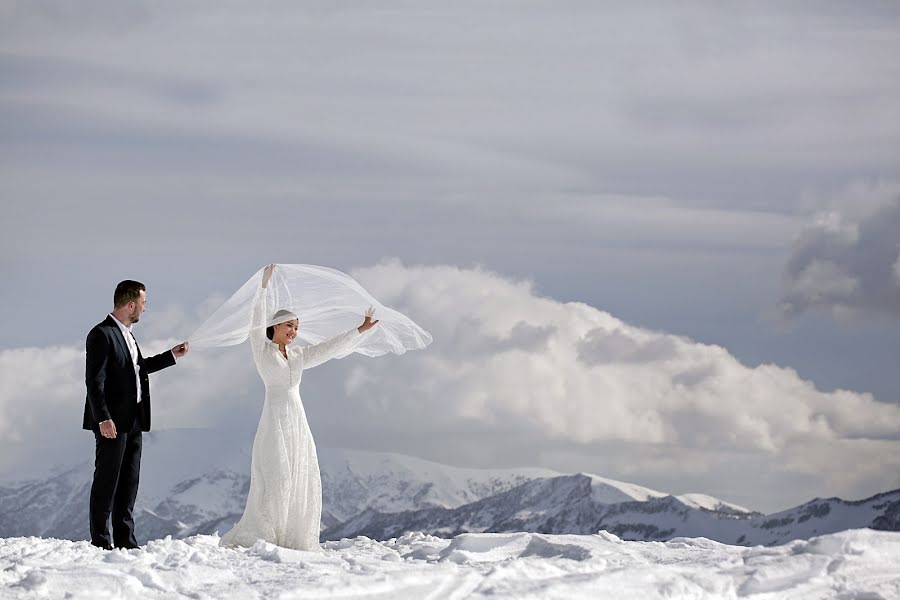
[273, 320, 299, 346]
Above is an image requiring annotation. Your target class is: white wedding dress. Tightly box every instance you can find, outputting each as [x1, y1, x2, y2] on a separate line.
[220, 286, 362, 552]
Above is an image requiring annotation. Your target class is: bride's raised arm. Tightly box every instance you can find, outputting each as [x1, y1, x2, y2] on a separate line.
[300, 305, 377, 369]
[299, 327, 361, 370]
[249, 264, 274, 359]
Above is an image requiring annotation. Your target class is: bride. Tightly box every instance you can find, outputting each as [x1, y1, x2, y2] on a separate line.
[220, 264, 379, 551]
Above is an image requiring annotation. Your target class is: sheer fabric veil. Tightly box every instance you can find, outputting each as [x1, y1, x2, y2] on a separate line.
[186, 264, 432, 357]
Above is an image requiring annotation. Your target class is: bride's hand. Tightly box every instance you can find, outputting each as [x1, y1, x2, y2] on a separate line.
[262, 264, 276, 288]
[358, 305, 379, 333]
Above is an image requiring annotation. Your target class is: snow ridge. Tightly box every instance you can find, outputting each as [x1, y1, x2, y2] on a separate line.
[1, 529, 898, 599]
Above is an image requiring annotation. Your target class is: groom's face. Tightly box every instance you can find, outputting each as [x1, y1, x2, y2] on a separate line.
[128, 290, 147, 324]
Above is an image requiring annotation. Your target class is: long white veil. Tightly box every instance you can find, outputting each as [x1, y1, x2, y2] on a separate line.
[186, 264, 432, 357]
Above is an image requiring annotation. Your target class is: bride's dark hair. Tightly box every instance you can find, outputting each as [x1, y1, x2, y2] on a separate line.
[266, 309, 298, 340]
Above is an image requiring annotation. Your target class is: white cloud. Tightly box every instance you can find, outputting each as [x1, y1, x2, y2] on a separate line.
[780, 181, 900, 319]
[343, 260, 900, 447]
[0, 345, 84, 444]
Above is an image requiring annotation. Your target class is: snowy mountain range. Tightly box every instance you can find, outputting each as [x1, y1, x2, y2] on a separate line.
[324, 473, 899, 547]
[0, 429, 896, 547]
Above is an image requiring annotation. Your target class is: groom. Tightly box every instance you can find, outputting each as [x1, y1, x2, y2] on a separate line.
[83, 280, 189, 550]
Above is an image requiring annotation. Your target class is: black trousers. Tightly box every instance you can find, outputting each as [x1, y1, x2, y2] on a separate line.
[89, 413, 143, 549]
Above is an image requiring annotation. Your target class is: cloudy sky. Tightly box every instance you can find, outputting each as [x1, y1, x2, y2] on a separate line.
[1, 0, 899, 513]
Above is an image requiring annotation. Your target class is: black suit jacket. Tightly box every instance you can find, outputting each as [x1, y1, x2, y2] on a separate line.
[83, 315, 176, 433]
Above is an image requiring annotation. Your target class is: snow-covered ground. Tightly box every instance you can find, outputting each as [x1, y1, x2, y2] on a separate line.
[1, 528, 897, 599]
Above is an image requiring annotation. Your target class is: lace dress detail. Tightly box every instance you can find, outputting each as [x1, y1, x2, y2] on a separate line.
[220, 287, 361, 551]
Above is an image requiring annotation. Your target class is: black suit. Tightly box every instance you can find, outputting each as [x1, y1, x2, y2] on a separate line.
[84, 315, 176, 548]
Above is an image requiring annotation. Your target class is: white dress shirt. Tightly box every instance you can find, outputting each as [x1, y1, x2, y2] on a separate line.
[109, 313, 142, 403]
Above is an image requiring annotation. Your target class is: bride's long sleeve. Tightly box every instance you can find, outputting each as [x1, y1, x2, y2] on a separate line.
[249, 286, 268, 361]
[300, 327, 362, 370]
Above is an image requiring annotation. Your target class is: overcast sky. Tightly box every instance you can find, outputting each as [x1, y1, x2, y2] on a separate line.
[1, 0, 899, 513]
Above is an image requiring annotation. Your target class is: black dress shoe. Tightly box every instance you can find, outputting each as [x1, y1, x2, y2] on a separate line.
[92, 542, 113, 551]
[116, 543, 141, 550]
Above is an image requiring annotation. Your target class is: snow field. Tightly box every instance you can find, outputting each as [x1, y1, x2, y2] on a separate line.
[1, 528, 898, 599]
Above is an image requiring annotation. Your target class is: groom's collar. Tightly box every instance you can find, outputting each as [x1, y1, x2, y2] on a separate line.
[108, 313, 133, 332]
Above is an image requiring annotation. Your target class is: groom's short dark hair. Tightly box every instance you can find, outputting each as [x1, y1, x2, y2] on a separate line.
[114, 280, 146, 309]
